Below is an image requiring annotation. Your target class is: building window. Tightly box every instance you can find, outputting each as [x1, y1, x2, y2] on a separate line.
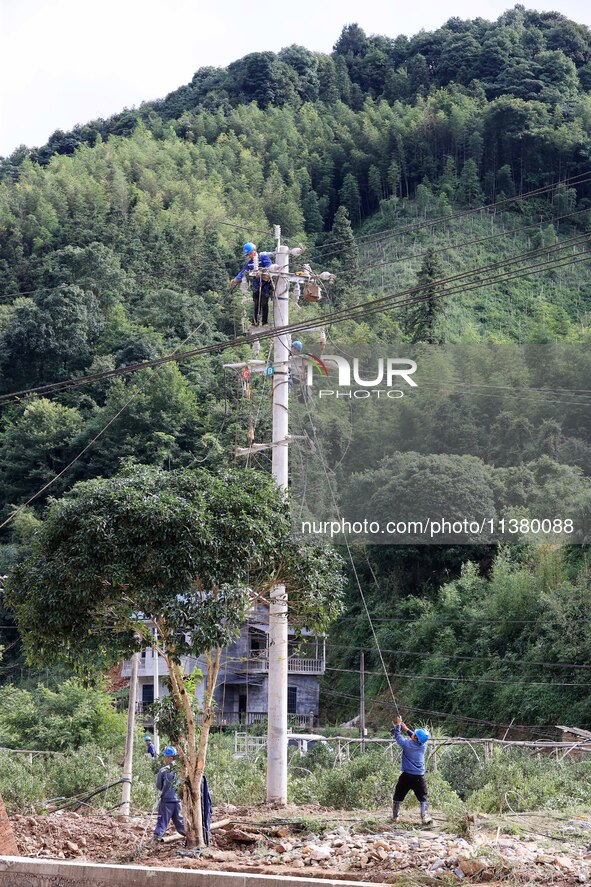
[287, 687, 297, 715]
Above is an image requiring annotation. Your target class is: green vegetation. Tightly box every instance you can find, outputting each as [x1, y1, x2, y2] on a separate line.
[2, 729, 590, 822]
[324, 546, 591, 731]
[1, 6, 591, 778]
[6, 465, 344, 845]
[0, 679, 127, 750]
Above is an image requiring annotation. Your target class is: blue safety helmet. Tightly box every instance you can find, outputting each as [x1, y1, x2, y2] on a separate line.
[144, 736, 152, 742]
[414, 728, 430, 745]
[292, 340, 303, 352]
[243, 242, 256, 255]
[164, 745, 177, 757]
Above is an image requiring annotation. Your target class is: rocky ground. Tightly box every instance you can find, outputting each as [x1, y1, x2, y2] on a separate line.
[10, 804, 591, 884]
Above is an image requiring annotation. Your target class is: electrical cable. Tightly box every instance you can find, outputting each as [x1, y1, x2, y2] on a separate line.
[0, 319, 205, 531]
[1, 235, 587, 407]
[321, 687, 559, 740]
[308, 171, 591, 256]
[325, 642, 591, 670]
[1, 230, 589, 407]
[325, 665, 591, 687]
[296, 363, 401, 716]
[315, 202, 591, 275]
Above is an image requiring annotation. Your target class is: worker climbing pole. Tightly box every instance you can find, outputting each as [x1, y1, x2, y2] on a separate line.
[225, 226, 336, 803]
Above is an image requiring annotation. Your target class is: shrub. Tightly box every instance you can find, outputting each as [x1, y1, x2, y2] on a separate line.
[314, 750, 399, 809]
[0, 680, 127, 751]
[467, 749, 591, 813]
[0, 752, 47, 811]
[437, 743, 487, 799]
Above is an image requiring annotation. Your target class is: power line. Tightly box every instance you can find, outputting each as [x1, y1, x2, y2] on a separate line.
[298, 350, 401, 716]
[1, 230, 589, 407]
[325, 642, 591, 671]
[334, 616, 589, 624]
[309, 171, 591, 256]
[344, 205, 591, 280]
[321, 687, 560, 740]
[325, 665, 591, 687]
[0, 319, 206, 531]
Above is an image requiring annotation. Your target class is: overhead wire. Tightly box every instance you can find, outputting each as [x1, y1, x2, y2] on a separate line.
[321, 687, 560, 740]
[0, 319, 205, 531]
[2, 232, 589, 542]
[306, 288, 591, 733]
[1, 230, 590, 407]
[295, 353, 402, 716]
[308, 170, 591, 257]
[324, 665, 591, 687]
[350, 204, 591, 277]
[325, 642, 591, 670]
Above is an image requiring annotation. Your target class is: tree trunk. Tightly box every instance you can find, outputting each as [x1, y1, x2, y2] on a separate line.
[168, 649, 222, 849]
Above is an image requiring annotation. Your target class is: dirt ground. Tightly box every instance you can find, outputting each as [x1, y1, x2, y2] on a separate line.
[10, 803, 591, 884]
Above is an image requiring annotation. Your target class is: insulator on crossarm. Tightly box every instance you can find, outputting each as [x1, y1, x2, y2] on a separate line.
[318, 271, 336, 283]
[252, 339, 261, 357]
[240, 277, 249, 295]
[319, 328, 327, 353]
[292, 281, 301, 304]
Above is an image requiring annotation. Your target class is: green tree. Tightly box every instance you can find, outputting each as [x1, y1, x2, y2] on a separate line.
[7, 465, 344, 846]
[457, 159, 483, 206]
[339, 173, 362, 224]
[404, 246, 444, 343]
[0, 399, 83, 508]
[0, 680, 126, 751]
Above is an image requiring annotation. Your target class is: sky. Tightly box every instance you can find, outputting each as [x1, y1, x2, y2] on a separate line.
[1, 0, 590, 157]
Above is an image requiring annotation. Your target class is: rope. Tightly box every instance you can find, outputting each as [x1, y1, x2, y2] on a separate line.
[298, 374, 401, 716]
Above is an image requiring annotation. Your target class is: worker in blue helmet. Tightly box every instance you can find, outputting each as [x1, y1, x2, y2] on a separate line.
[230, 242, 274, 327]
[144, 735, 156, 758]
[391, 715, 432, 824]
[153, 746, 186, 841]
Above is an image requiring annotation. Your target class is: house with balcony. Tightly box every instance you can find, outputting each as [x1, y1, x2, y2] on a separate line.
[121, 605, 325, 728]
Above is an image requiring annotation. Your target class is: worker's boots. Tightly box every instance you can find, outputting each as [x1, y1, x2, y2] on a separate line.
[392, 800, 401, 821]
[420, 802, 432, 825]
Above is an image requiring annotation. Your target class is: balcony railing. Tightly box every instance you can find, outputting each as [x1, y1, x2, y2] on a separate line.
[121, 656, 168, 678]
[244, 656, 325, 675]
[216, 711, 313, 728]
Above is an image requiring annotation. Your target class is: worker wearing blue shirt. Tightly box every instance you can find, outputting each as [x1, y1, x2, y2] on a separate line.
[154, 746, 186, 841]
[144, 736, 156, 758]
[392, 715, 432, 824]
[230, 242, 274, 327]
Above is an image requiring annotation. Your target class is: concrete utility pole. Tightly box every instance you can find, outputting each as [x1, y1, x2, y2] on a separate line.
[226, 227, 325, 802]
[267, 227, 289, 804]
[120, 651, 139, 818]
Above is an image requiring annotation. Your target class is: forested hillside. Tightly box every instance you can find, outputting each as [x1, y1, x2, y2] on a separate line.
[1, 6, 591, 730]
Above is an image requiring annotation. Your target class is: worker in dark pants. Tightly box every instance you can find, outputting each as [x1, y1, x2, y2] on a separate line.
[392, 715, 432, 824]
[144, 735, 156, 758]
[154, 746, 186, 841]
[230, 242, 274, 327]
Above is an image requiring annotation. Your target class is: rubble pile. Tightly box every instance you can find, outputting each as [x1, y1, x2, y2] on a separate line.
[9, 807, 591, 884]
